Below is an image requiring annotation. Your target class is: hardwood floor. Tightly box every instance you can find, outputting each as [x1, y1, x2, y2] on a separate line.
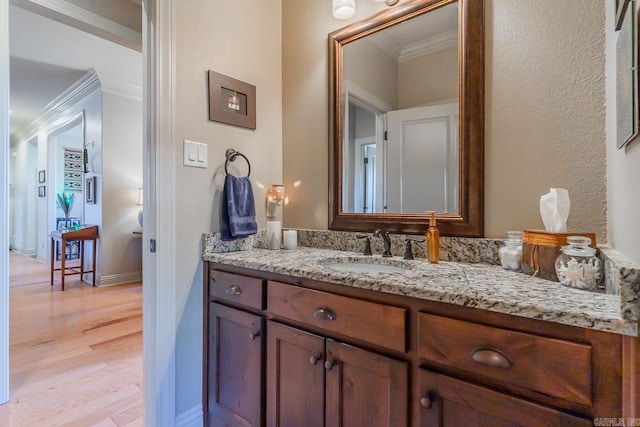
[0, 251, 143, 427]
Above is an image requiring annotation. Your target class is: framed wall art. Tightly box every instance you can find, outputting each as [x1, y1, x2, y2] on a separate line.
[616, 0, 638, 148]
[208, 70, 256, 130]
[38, 186, 46, 197]
[616, 0, 631, 30]
[38, 170, 46, 183]
[85, 176, 96, 204]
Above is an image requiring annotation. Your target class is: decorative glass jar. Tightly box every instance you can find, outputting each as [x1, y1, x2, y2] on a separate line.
[554, 236, 602, 291]
[498, 231, 523, 272]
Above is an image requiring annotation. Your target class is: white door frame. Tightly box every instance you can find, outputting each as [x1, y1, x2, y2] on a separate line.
[1, 1, 177, 424]
[143, 0, 176, 425]
[1, 0, 10, 405]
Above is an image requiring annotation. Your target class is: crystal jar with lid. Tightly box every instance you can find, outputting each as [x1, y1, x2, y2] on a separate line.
[554, 236, 602, 291]
[498, 231, 523, 272]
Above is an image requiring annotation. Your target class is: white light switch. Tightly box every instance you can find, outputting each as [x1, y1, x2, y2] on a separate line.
[197, 144, 206, 162]
[183, 140, 208, 168]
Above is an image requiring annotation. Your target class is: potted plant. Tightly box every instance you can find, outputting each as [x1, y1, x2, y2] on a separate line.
[56, 191, 76, 219]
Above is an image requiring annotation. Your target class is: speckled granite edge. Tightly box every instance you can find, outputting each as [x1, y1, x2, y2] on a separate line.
[600, 247, 640, 322]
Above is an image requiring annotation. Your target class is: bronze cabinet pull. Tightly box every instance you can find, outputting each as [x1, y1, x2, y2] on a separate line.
[420, 395, 434, 409]
[471, 347, 513, 369]
[313, 307, 337, 321]
[225, 285, 242, 295]
[309, 354, 322, 365]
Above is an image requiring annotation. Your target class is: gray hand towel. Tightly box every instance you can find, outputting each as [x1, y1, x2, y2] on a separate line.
[221, 174, 257, 240]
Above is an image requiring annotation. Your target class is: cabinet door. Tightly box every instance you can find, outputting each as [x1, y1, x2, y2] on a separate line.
[325, 339, 408, 427]
[266, 321, 325, 427]
[209, 303, 264, 427]
[419, 369, 592, 427]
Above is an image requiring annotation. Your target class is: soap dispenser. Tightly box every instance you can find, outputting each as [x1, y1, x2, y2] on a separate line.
[426, 211, 440, 264]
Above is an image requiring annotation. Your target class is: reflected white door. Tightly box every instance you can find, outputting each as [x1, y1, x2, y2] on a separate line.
[385, 102, 458, 214]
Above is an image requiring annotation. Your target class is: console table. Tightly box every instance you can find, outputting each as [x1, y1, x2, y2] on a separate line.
[55, 217, 81, 260]
[50, 225, 99, 291]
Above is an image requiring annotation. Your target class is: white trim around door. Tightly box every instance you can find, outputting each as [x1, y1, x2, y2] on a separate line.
[0, 0, 10, 405]
[143, 0, 177, 425]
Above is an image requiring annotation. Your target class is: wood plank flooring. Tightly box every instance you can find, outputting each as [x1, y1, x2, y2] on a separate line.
[0, 251, 143, 427]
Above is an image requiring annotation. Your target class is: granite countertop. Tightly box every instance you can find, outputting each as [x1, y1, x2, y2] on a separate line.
[203, 246, 637, 337]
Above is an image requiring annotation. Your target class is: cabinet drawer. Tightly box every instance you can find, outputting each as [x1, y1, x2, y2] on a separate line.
[210, 270, 264, 310]
[267, 281, 406, 352]
[419, 369, 592, 427]
[417, 313, 592, 407]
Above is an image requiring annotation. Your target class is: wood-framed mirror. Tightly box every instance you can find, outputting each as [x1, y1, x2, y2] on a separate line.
[329, 0, 484, 236]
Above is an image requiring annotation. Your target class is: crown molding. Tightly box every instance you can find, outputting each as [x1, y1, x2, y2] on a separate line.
[98, 72, 143, 101]
[21, 69, 100, 138]
[371, 29, 458, 63]
[400, 29, 457, 62]
[10, 0, 142, 51]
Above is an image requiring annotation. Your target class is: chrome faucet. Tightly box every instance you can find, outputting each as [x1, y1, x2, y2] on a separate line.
[373, 229, 392, 257]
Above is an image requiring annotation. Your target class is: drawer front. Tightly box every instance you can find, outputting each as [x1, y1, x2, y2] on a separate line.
[210, 270, 264, 310]
[417, 313, 592, 407]
[419, 369, 592, 427]
[267, 281, 406, 352]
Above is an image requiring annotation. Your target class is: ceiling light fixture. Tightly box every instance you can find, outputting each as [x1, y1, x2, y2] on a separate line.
[333, 0, 356, 19]
[333, 0, 400, 20]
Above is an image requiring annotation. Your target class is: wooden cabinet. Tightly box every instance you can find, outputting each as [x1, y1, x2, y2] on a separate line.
[203, 264, 630, 427]
[267, 280, 406, 352]
[417, 313, 593, 408]
[266, 320, 408, 427]
[418, 369, 591, 427]
[208, 303, 264, 426]
[324, 337, 408, 427]
[266, 321, 326, 427]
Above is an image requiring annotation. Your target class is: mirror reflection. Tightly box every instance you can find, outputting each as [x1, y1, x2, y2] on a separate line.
[341, 2, 459, 214]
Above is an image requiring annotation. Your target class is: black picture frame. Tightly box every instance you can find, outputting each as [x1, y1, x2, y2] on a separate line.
[616, 0, 638, 148]
[207, 70, 256, 130]
[38, 186, 46, 197]
[86, 176, 96, 204]
[38, 170, 46, 183]
[616, 0, 631, 31]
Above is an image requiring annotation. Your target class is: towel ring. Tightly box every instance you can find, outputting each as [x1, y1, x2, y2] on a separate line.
[224, 149, 251, 177]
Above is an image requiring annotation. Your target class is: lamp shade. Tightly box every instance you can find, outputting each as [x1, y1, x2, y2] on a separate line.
[333, 0, 355, 19]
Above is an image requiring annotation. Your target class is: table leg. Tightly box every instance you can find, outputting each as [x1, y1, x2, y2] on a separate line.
[92, 237, 97, 286]
[80, 240, 85, 282]
[61, 238, 66, 292]
[50, 237, 54, 286]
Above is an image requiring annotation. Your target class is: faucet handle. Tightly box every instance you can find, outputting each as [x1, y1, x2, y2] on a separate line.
[357, 235, 372, 256]
[404, 237, 425, 260]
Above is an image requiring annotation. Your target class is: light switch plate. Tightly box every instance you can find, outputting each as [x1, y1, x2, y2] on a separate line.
[183, 140, 208, 168]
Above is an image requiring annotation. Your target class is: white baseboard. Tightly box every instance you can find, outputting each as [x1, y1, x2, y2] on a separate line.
[96, 271, 142, 286]
[176, 404, 203, 427]
[11, 247, 36, 257]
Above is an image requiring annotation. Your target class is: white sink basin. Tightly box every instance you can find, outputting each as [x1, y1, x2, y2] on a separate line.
[321, 259, 411, 274]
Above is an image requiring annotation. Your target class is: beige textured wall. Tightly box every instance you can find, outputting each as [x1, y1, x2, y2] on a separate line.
[174, 0, 282, 414]
[344, 38, 398, 108]
[283, 0, 607, 241]
[282, 0, 385, 230]
[606, 1, 640, 263]
[398, 46, 457, 108]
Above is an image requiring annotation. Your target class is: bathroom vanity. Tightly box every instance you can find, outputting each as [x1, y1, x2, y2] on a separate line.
[202, 242, 639, 427]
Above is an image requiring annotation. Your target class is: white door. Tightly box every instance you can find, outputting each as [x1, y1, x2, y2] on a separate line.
[385, 102, 458, 214]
